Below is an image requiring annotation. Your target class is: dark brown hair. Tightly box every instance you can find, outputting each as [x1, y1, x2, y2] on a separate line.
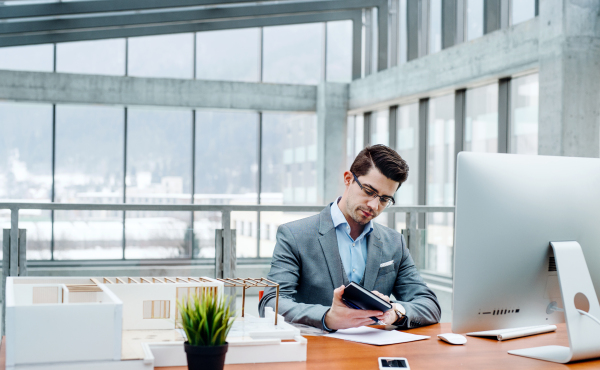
[350, 144, 409, 186]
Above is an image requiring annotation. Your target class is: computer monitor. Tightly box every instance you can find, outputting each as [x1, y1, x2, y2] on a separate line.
[452, 152, 600, 337]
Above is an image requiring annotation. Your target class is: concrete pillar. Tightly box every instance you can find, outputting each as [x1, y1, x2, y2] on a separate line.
[538, 0, 600, 158]
[316, 82, 349, 204]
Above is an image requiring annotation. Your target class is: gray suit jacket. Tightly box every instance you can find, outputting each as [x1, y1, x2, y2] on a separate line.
[259, 205, 441, 330]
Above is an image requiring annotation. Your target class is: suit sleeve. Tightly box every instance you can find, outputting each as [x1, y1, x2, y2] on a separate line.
[258, 224, 330, 329]
[393, 235, 442, 329]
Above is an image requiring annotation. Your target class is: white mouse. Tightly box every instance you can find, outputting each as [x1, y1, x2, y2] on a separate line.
[437, 333, 467, 345]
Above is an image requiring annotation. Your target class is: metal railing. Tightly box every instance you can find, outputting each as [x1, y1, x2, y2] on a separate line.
[0, 202, 454, 277]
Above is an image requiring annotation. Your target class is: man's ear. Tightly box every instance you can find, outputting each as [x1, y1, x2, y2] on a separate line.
[343, 171, 353, 186]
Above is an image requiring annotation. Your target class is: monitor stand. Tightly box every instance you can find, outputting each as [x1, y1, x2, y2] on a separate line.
[508, 241, 600, 363]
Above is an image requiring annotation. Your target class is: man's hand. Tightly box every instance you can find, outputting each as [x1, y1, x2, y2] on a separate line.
[372, 290, 397, 325]
[324, 286, 385, 330]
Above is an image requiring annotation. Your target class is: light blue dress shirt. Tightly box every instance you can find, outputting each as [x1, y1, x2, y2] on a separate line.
[330, 197, 373, 284]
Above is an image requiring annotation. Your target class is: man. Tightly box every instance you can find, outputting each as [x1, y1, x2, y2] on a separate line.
[259, 145, 440, 331]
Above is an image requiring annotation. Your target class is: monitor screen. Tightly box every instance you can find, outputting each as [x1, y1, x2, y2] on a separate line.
[452, 153, 600, 333]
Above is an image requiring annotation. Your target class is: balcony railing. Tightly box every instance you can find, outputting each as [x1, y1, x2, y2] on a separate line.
[0, 202, 454, 278]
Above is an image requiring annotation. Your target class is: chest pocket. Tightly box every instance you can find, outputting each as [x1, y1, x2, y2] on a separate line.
[377, 263, 395, 277]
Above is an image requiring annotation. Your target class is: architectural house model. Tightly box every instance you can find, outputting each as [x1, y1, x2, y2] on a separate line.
[5, 276, 306, 370]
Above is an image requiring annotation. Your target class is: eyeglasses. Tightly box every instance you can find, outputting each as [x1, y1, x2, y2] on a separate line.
[351, 172, 396, 208]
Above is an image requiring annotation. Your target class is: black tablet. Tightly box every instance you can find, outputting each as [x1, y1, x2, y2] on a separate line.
[341, 282, 392, 312]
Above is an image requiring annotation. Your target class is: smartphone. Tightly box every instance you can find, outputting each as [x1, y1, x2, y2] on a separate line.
[378, 357, 410, 369]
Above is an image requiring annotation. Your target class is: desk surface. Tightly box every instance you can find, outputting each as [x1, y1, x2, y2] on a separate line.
[2, 323, 599, 369]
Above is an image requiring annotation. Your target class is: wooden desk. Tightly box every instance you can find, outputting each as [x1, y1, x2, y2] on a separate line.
[2, 323, 599, 369]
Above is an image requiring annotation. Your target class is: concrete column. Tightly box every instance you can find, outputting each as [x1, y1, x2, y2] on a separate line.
[316, 82, 349, 204]
[538, 0, 600, 158]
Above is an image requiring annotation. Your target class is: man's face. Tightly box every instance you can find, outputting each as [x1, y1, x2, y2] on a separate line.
[344, 167, 399, 226]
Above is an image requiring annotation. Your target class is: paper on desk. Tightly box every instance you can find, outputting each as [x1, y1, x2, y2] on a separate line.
[327, 326, 429, 346]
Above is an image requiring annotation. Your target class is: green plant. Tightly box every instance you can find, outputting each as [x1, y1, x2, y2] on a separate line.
[178, 289, 235, 346]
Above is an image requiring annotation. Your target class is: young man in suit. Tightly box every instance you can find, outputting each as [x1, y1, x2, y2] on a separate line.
[259, 144, 440, 331]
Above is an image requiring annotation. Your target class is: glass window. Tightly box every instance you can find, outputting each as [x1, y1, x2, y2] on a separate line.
[355, 114, 365, 157]
[54, 105, 124, 203]
[396, 103, 419, 207]
[510, 73, 539, 155]
[126, 108, 193, 258]
[429, 0, 442, 54]
[467, 0, 484, 41]
[128, 33, 194, 79]
[262, 113, 317, 205]
[263, 23, 323, 85]
[326, 20, 353, 83]
[260, 113, 317, 258]
[53, 105, 124, 260]
[346, 115, 356, 170]
[0, 102, 53, 260]
[427, 94, 455, 276]
[195, 110, 258, 258]
[512, 0, 536, 25]
[56, 39, 126, 76]
[195, 28, 260, 82]
[371, 109, 389, 146]
[0, 44, 54, 72]
[398, 0, 408, 64]
[465, 83, 498, 153]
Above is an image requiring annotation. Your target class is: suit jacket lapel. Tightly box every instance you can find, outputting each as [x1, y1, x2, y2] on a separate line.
[362, 224, 383, 291]
[318, 205, 347, 288]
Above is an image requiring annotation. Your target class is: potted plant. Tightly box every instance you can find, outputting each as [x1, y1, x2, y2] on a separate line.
[178, 289, 235, 370]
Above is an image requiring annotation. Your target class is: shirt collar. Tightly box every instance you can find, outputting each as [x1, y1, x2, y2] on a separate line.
[330, 197, 374, 237]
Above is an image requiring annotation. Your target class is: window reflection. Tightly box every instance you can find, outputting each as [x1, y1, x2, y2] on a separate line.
[196, 29, 260, 82]
[465, 83, 498, 153]
[510, 74, 539, 155]
[263, 23, 323, 85]
[427, 94, 455, 276]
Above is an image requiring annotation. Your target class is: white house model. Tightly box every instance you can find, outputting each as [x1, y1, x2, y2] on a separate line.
[5, 276, 306, 370]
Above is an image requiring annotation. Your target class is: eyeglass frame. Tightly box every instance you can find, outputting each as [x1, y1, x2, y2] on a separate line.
[351, 172, 397, 208]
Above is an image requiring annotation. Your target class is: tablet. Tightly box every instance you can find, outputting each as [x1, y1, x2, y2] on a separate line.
[342, 282, 392, 312]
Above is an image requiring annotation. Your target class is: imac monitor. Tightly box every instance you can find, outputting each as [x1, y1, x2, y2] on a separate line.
[452, 152, 600, 334]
